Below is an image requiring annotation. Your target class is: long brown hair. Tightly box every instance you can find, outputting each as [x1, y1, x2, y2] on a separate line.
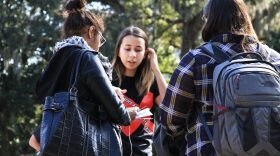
[112, 26, 154, 96]
[62, 0, 104, 39]
[202, 0, 258, 42]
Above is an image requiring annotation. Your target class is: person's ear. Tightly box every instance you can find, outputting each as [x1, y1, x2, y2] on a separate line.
[88, 26, 95, 39]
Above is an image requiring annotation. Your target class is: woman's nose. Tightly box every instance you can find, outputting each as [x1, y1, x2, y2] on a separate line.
[129, 51, 136, 57]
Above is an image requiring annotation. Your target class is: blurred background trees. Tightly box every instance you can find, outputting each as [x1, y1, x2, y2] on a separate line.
[0, 0, 279, 155]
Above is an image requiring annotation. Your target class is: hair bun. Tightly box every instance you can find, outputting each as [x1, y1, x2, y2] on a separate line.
[65, 0, 86, 11]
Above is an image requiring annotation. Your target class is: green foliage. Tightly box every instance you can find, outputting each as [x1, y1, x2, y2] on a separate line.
[0, 0, 62, 155]
[266, 31, 280, 52]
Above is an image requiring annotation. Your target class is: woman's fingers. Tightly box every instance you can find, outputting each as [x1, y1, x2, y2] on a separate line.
[127, 107, 140, 121]
[113, 86, 127, 102]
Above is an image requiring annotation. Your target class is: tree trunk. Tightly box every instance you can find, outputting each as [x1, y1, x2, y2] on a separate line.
[180, 11, 204, 58]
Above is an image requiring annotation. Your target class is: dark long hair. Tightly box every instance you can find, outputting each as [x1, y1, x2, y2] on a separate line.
[62, 0, 104, 39]
[112, 26, 154, 96]
[202, 0, 258, 42]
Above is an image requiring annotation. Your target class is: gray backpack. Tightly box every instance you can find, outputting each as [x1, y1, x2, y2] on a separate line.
[200, 43, 280, 156]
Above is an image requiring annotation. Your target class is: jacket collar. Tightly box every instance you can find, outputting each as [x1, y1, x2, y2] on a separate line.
[54, 36, 96, 53]
[210, 34, 257, 44]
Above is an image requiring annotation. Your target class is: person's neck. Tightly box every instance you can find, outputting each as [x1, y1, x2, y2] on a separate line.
[124, 70, 136, 77]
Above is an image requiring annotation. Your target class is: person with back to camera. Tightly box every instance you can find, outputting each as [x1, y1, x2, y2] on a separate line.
[28, 0, 139, 155]
[111, 26, 167, 156]
[160, 0, 280, 156]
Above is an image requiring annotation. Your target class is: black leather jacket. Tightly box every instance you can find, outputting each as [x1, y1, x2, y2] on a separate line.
[36, 45, 131, 126]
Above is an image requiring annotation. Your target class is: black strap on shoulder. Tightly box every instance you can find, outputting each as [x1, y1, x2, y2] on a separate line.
[68, 49, 89, 92]
[201, 43, 230, 64]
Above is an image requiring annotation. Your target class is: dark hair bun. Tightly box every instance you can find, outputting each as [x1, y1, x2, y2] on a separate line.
[65, 0, 86, 11]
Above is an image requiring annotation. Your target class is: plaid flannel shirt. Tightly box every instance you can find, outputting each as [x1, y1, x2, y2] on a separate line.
[160, 34, 280, 156]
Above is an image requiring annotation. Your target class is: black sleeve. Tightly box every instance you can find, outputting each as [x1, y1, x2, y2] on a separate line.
[79, 52, 131, 125]
[33, 126, 41, 142]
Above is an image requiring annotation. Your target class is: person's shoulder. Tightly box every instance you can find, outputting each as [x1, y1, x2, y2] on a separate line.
[260, 43, 279, 54]
[49, 45, 82, 62]
[259, 43, 280, 62]
[180, 43, 212, 65]
[77, 48, 98, 56]
[58, 45, 82, 53]
[181, 43, 210, 58]
[78, 49, 99, 61]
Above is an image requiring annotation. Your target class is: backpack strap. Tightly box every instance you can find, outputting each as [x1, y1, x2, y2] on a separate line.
[198, 43, 230, 142]
[201, 43, 230, 64]
[257, 43, 271, 61]
[196, 107, 213, 140]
